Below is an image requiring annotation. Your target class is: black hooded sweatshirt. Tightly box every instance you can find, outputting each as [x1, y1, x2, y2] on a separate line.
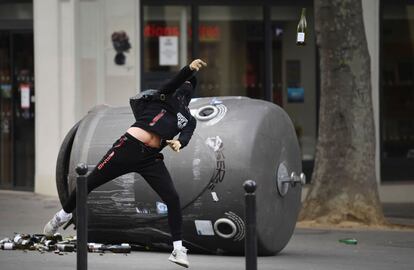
[131, 65, 197, 149]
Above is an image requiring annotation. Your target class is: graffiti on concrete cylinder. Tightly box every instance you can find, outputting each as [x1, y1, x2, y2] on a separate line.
[205, 136, 226, 190]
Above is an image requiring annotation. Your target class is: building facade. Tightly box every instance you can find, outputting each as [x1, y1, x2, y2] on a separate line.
[0, 0, 413, 202]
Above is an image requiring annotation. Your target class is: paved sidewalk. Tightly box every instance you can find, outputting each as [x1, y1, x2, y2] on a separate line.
[0, 190, 413, 270]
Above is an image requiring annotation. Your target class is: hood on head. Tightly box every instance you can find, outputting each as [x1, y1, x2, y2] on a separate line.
[175, 81, 193, 106]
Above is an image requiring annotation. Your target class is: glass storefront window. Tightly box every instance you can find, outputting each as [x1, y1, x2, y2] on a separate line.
[143, 6, 192, 88]
[141, 4, 317, 165]
[0, 31, 13, 188]
[0, 3, 32, 20]
[198, 6, 263, 98]
[0, 31, 35, 190]
[271, 6, 317, 162]
[0, 0, 35, 190]
[381, 3, 414, 180]
[141, 3, 317, 172]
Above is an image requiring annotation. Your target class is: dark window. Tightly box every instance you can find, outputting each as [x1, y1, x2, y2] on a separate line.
[381, 2, 414, 181]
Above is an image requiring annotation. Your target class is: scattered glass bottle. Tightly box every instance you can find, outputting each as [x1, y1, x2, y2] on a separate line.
[1, 242, 16, 250]
[104, 244, 131, 253]
[57, 243, 75, 252]
[0, 238, 11, 244]
[296, 8, 307, 46]
[339, 238, 358, 245]
[88, 243, 105, 253]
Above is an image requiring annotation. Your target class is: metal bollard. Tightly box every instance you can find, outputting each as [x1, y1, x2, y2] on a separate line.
[243, 180, 257, 270]
[76, 163, 89, 270]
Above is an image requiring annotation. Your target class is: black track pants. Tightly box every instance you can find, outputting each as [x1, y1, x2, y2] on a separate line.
[62, 132, 183, 241]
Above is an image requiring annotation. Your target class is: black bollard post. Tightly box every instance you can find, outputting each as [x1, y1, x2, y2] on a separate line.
[243, 180, 257, 270]
[76, 163, 89, 270]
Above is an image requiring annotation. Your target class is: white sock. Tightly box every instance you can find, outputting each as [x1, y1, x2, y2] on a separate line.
[57, 209, 72, 222]
[173, 240, 182, 250]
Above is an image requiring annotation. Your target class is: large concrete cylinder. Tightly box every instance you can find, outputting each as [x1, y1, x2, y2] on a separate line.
[56, 97, 303, 255]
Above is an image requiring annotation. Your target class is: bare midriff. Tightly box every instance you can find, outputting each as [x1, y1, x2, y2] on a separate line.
[126, 127, 161, 148]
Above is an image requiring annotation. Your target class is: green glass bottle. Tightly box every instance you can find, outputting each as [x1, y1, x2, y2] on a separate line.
[338, 238, 358, 245]
[296, 8, 307, 46]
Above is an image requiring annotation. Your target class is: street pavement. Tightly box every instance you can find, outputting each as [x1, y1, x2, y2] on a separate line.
[0, 190, 413, 270]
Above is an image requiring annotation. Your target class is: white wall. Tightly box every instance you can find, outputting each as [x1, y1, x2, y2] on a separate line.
[34, 0, 64, 196]
[79, 0, 140, 114]
[34, 0, 140, 196]
[34, 0, 80, 196]
[60, 0, 80, 133]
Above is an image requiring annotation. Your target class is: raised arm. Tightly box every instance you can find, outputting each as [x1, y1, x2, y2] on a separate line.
[159, 65, 195, 94]
[159, 59, 207, 94]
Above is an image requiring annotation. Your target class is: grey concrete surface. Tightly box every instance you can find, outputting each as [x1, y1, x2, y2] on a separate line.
[0, 190, 413, 270]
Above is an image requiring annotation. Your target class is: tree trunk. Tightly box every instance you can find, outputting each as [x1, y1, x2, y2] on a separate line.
[299, 0, 386, 225]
